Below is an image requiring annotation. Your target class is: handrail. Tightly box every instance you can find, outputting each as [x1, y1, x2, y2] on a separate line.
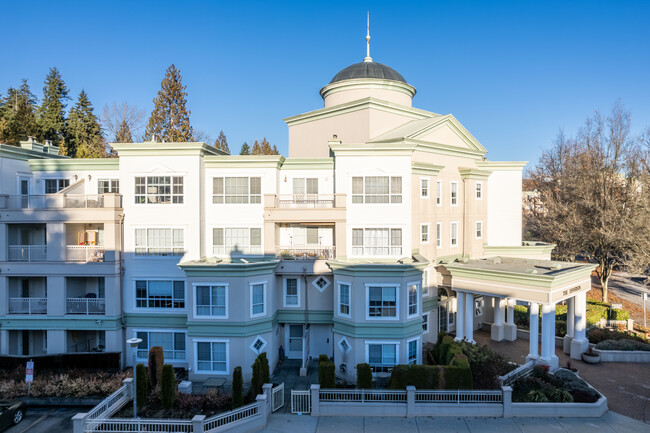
[499, 360, 534, 385]
[66, 298, 106, 315]
[8, 245, 47, 261]
[0, 194, 109, 209]
[8, 297, 47, 314]
[203, 401, 261, 431]
[276, 246, 335, 260]
[66, 245, 106, 262]
[276, 194, 334, 208]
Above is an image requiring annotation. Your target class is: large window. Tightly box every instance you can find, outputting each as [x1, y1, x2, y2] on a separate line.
[136, 331, 186, 360]
[196, 340, 228, 373]
[420, 178, 429, 198]
[284, 278, 299, 307]
[352, 176, 402, 204]
[293, 178, 318, 197]
[135, 228, 184, 256]
[408, 339, 418, 364]
[368, 285, 397, 318]
[45, 178, 69, 193]
[450, 222, 458, 247]
[368, 343, 397, 373]
[213, 177, 261, 204]
[450, 182, 458, 206]
[98, 179, 119, 194]
[408, 283, 419, 317]
[213, 228, 262, 256]
[436, 222, 442, 248]
[135, 176, 183, 204]
[250, 283, 266, 317]
[195, 285, 227, 317]
[338, 283, 351, 317]
[135, 280, 185, 309]
[352, 228, 402, 256]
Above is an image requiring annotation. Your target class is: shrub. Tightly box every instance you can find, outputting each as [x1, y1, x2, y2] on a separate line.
[444, 342, 463, 365]
[513, 305, 530, 328]
[319, 354, 330, 364]
[388, 365, 410, 389]
[526, 390, 548, 402]
[554, 304, 568, 321]
[609, 309, 630, 321]
[555, 320, 567, 337]
[250, 358, 262, 397]
[161, 364, 175, 409]
[136, 363, 148, 409]
[531, 364, 550, 381]
[232, 366, 243, 409]
[587, 327, 648, 344]
[595, 339, 650, 351]
[356, 363, 372, 389]
[318, 362, 335, 388]
[444, 355, 473, 389]
[549, 389, 574, 403]
[148, 346, 164, 388]
[388, 364, 440, 389]
[461, 342, 515, 389]
[259, 352, 270, 385]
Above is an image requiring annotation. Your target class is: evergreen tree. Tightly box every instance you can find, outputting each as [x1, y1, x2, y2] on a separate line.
[239, 142, 251, 155]
[0, 80, 39, 146]
[213, 130, 230, 153]
[115, 119, 133, 142]
[260, 137, 272, 155]
[66, 90, 105, 158]
[37, 67, 69, 147]
[144, 64, 194, 142]
[272, 144, 279, 155]
[251, 140, 261, 155]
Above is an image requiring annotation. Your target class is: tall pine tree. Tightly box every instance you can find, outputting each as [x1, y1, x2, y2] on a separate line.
[214, 130, 229, 153]
[144, 64, 194, 142]
[37, 67, 69, 148]
[0, 80, 39, 146]
[66, 90, 105, 158]
[115, 119, 133, 142]
[251, 140, 261, 155]
[239, 142, 251, 155]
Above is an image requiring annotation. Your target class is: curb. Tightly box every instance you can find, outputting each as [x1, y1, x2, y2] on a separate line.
[23, 397, 104, 407]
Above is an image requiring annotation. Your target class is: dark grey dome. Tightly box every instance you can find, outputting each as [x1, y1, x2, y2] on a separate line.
[330, 62, 407, 84]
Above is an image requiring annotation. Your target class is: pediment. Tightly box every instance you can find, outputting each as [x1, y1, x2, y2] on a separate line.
[410, 115, 487, 153]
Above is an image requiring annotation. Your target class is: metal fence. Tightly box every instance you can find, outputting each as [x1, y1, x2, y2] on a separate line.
[499, 360, 534, 386]
[320, 389, 407, 403]
[8, 245, 47, 261]
[85, 384, 131, 430]
[67, 298, 106, 315]
[88, 419, 192, 432]
[66, 245, 106, 262]
[8, 297, 47, 314]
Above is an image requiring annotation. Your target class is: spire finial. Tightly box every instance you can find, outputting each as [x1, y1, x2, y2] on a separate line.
[364, 11, 372, 63]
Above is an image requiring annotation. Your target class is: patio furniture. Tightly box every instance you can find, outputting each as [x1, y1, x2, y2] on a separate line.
[204, 377, 226, 392]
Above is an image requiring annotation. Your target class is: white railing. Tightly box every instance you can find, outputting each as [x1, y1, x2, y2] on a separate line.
[85, 384, 131, 430]
[272, 383, 285, 412]
[67, 298, 106, 315]
[212, 245, 263, 256]
[89, 418, 193, 432]
[499, 360, 534, 386]
[320, 389, 407, 403]
[415, 390, 503, 404]
[276, 194, 334, 208]
[1, 194, 106, 209]
[276, 246, 335, 260]
[66, 245, 106, 262]
[8, 245, 47, 261]
[8, 297, 47, 314]
[203, 401, 261, 432]
[291, 390, 311, 414]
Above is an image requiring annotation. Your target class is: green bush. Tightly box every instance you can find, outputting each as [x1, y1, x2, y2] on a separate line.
[436, 332, 448, 345]
[388, 365, 410, 389]
[148, 346, 164, 388]
[135, 363, 148, 409]
[250, 358, 262, 397]
[461, 342, 515, 389]
[555, 320, 567, 337]
[318, 361, 335, 388]
[319, 354, 330, 364]
[554, 304, 568, 321]
[609, 309, 630, 321]
[586, 302, 609, 326]
[259, 352, 270, 385]
[588, 327, 649, 344]
[444, 343, 463, 365]
[513, 305, 530, 328]
[356, 363, 372, 389]
[549, 389, 574, 403]
[161, 364, 175, 409]
[595, 339, 650, 351]
[526, 390, 549, 402]
[388, 364, 439, 389]
[232, 366, 244, 409]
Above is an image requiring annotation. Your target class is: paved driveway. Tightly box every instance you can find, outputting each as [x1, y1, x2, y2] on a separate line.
[3, 407, 81, 433]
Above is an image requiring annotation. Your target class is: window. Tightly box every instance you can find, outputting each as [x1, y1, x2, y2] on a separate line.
[368, 343, 397, 373]
[475, 221, 483, 239]
[475, 297, 484, 317]
[352, 228, 402, 256]
[196, 340, 228, 373]
[293, 178, 318, 197]
[420, 178, 429, 198]
[475, 182, 483, 200]
[338, 283, 350, 317]
[134, 176, 183, 204]
[290, 226, 319, 246]
[195, 285, 227, 317]
[338, 337, 351, 353]
[250, 282, 266, 317]
[351, 176, 402, 204]
[135, 228, 184, 256]
[312, 276, 330, 292]
[420, 223, 429, 244]
[250, 336, 267, 354]
[213, 228, 262, 256]
[136, 331, 186, 360]
[284, 278, 299, 307]
[45, 178, 69, 193]
[450, 222, 458, 247]
[135, 280, 185, 308]
[213, 177, 261, 204]
[408, 283, 419, 317]
[368, 285, 397, 318]
[436, 181, 442, 206]
[436, 222, 442, 248]
[422, 269, 429, 296]
[98, 179, 119, 194]
[422, 313, 429, 332]
[408, 339, 418, 364]
[450, 182, 458, 206]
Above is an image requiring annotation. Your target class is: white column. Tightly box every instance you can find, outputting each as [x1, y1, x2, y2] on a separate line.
[504, 298, 518, 341]
[0, 329, 9, 355]
[455, 292, 465, 341]
[570, 291, 590, 359]
[494, 298, 504, 326]
[527, 303, 539, 361]
[465, 293, 475, 343]
[506, 299, 515, 325]
[563, 297, 575, 354]
[540, 303, 558, 371]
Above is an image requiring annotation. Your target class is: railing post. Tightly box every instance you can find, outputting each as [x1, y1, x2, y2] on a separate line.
[191, 415, 206, 433]
[310, 384, 320, 417]
[72, 413, 87, 433]
[256, 394, 269, 426]
[123, 378, 134, 399]
[406, 386, 415, 418]
[262, 383, 273, 413]
[501, 386, 512, 418]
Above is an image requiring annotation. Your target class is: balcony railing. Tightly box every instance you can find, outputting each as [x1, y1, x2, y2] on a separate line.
[276, 246, 335, 260]
[276, 194, 334, 208]
[66, 245, 106, 262]
[0, 194, 108, 209]
[66, 298, 106, 315]
[9, 297, 47, 314]
[8, 245, 47, 261]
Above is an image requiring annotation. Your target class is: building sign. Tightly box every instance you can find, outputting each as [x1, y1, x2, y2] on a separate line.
[611, 303, 623, 310]
[25, 361, 34, 383]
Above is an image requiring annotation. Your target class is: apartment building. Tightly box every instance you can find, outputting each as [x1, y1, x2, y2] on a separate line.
[0, 55, 594, 381]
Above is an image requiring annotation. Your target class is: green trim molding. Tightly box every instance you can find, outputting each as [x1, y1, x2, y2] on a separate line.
[458, 168, 491, 180]
[280, 158, 334, 171]
[423, 296, 439, 312]
[29, 158, 119, 171]
[186, 316, 275, 337]
[204, 155, 285, 169]
[483, 242, 556, 257]
[178, 259, 280, 277]
[476, 160, 528, 171]
[0, 316, 122, 330]
[124, 313, 187, 328]
[333, 318, 423, 339]
[0, 144, 67, 161]
[328, 260, 427, 277]
[277, 310, 333, 324]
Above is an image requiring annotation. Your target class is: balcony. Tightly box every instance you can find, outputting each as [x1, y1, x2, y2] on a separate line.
[8, 297, 47, 314]
[8, 245, 47, 261]
[276, 194, 334, 208]
[276, 246, 335, 260]
[66, 298, 106, 315]
[66, 246, 105, 262]
[0, 194, 110, 209]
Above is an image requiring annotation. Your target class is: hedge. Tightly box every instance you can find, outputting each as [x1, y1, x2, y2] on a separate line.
[356, 363, 372, 389]
[595, 339, 650, 351]
[232, 366, 244, 409]
[136, 363, 148, 409]
[161, 364, 175, 409]
[513, 301, 628, 332]
[609, 309, 629, 321]
[318, 361, 335, 388]
[388, 363, 470, 390]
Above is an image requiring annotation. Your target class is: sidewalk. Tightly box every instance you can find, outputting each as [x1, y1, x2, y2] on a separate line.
[263, 412, 650, 433]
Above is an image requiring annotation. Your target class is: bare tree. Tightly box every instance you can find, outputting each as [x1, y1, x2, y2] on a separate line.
[193, 130, 212, 143]
[527, 101, 650, 302]
[102, 101, 145, 142]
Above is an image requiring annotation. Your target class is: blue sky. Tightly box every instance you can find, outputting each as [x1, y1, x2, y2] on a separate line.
[1, 0, 648, 165]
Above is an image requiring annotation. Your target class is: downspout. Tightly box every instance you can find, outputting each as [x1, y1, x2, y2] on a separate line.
[303, 266, 309, 327]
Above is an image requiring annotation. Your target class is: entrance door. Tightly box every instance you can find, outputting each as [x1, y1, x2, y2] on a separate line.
[286, 325, 304, 359]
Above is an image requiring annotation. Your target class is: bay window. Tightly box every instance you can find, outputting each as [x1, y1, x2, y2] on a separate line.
[338, 283, 351, 317]
[408, 339, 418, 364]
[250, 282, 266, 317]
[367, 343, 397, 373]
[367, 285, 397, 318]
[408, 283, 419, 317]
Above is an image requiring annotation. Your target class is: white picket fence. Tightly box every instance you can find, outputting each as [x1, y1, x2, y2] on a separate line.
[271, 383, 284, 412]
[290, 390, 311, 414]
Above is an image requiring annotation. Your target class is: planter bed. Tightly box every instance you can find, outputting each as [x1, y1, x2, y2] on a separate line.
[594, 349, 650, 362]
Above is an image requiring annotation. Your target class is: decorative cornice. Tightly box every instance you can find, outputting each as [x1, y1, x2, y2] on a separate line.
[483, 243, 556, 256]
[0, 144, 67, 161]
[111, 141, 225, 157]
[458, 168, 491, 180]
[28, 158, 119, 171]
[412, 162, 445, 176]
[476, 161, 528, 171]
[319, 78, 417, 100]
[204, 155, 285, 169]
[178, 258, 280, 276]
[329, 142, 416, 157]
[280, 158, 334, 171]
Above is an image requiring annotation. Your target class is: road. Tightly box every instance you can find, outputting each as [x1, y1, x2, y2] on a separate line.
[3, 407, 82, 433]
[607, 272, 650, 306]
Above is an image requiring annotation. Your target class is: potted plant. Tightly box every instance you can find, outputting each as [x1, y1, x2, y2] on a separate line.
[581, 347, 601, 364]
[565, 360, 578, 375]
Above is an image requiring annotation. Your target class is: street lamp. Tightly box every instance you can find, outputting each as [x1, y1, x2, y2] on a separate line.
[126, 337, 143, 418]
